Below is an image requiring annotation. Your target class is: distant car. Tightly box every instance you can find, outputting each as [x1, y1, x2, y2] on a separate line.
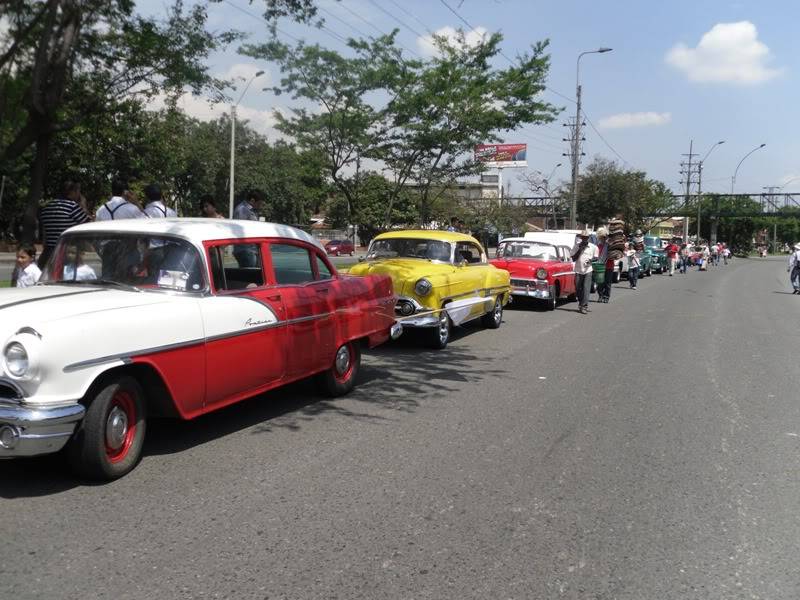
[644, 236, 667, 274]
[0, 219, 400, 480]
[325, 239, 355, 256]
[490, 238, 576, 310]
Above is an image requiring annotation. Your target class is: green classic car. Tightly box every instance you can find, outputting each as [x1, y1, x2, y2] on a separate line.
[644, 236, 668, 274]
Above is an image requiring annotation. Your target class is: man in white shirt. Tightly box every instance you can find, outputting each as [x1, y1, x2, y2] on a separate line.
[570, 230, 599, 314]
[788, 243, 800, 294]
[143, 184, 177, 218]
[96, 179, 147, 221]
[232, 190, 264, 267]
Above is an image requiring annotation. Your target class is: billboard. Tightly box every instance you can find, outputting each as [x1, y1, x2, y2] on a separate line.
[474, 143, 527, 168]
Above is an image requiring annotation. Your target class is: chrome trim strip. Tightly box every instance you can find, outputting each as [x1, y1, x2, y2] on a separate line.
[0, 288, 106, 311]
[0, 402, 85, 427]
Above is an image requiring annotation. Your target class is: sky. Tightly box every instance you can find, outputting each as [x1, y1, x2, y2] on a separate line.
[139, 0, 800, 197]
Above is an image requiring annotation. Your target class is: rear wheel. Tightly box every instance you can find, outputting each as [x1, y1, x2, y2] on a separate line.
[67, 375, 146, 480]
[317, 341, 361, 396]
[482, 295, 503, 327]
[427, 308, 451, 349]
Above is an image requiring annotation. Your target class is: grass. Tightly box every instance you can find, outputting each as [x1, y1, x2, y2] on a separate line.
[0, 281, 10, 288]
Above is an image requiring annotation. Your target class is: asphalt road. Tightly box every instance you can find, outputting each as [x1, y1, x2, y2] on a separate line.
[2, 256, 799, 599]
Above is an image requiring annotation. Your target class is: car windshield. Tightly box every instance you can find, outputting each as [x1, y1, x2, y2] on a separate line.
[498, 241, 558, 260]
[644, 237, 660, 248]
[42, 232, 205, 293]
[367, 238, 452, 262]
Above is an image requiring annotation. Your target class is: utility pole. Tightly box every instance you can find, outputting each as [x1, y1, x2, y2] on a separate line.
[763, 186, 780, 254]
[563, 117, 584, 229]
[679, 141, 699, 243]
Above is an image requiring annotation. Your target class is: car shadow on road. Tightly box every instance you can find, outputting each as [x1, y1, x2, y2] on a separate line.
[0, 327, 507, 494]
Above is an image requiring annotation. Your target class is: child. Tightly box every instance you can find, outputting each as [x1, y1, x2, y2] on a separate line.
[626, 244, 640, 289]
[62, 244, 97, 281]
[15, 245, 42, 287]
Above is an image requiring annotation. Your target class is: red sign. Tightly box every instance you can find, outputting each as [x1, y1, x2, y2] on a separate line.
[474, 143, 527, 166]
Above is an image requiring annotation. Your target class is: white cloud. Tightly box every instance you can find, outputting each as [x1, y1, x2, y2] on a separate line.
[598, 112, 672, 129]
[147, 93, 280, 136]
[417, 26, 489, 56]
[222, 63, 270, 87]
[665, 21, 782, 84]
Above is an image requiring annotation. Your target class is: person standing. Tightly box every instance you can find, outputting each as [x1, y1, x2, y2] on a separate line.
[679, 243, 689, 274]
[201, 195, 225, 219]
[788, 243, 800, 294]
[96, 179, 147, 221]
[665, 238, 680, 276]
[595, 227, 614, 303]
[143, 184, 177, 218]
[37, 179, 91, 268]
[626, 243, 641, 289]
[232, 190, 264, 267]
[571, 230, 598, 315]
[15, 244, 42, 287]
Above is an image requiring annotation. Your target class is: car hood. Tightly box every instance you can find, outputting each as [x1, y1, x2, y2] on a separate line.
[490, 258, 554, 276]
[0, 285, 184, 330]
[348, 258, 460, 295]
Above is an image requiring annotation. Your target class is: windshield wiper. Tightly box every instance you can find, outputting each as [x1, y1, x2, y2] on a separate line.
[84, 279, 143, 292]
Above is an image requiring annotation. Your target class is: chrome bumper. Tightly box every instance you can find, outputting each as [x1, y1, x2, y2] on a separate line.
[0, 401, 85, 458]
[511, 281, 550, 299]
[395, 296, 439, 328]
[390, 322, 404, 340]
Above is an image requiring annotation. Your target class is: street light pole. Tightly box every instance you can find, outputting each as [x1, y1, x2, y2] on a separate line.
[730, 143, 766, 195]
[229, 70, 265, 219]
[696, 140, 725, 242]
[571, 47, 612, 230]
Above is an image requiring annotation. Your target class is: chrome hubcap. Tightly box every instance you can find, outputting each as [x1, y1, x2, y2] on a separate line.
[335, 346, 351, 376]
[105, 406, 129, 450]
[494, 300, 502, 323]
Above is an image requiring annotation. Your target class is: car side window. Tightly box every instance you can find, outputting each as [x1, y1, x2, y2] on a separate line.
[209, 244, 265, 291]
[270, 243, 315, 284]
[455, 242, 485, 264]
[315, 254, 333, 280]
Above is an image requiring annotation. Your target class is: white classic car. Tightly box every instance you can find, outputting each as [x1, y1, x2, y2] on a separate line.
[0, 219, 400, 480]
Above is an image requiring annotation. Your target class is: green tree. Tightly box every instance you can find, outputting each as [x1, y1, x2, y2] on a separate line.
[577, 157, 678, 231]
[246, 28, 558, 228]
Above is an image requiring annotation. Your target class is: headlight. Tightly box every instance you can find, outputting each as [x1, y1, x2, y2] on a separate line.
[4, 342, 29, 377]
[414, 278, 433, 296]
[536, 268, 548, 280]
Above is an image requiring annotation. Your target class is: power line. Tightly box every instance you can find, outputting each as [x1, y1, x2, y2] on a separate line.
[317, 5, 373, 41]
[365, 0, 425, 39]
[386, 0, 434, 35]
[337, 0, 421, 57]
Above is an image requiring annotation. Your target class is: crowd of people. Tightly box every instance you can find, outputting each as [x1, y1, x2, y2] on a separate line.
[569, 231, 735, 315]
[12, 178, 264, 288]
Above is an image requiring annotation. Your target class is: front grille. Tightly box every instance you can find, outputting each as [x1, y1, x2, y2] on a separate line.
[0, 378, 23, 402]
[511, 278, 537, 287]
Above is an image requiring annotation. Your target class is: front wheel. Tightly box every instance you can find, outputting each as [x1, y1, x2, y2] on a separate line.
[67, 375, 146, 480]
[317, 341, 361, 396]
[427, 308, 451, 349]
[482, 295, 503, 327]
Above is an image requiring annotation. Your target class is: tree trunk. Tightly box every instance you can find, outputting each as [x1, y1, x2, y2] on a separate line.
[21, 133, 51, 245]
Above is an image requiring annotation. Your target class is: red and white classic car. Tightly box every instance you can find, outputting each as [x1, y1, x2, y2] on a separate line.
[0, 219, 401, 480]
[490, 237, 576, 309]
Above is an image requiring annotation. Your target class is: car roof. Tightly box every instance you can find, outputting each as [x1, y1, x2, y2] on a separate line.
[500, 237, 557, 245]
[374, 229, 480, 244]
[65, 218, 324, 250]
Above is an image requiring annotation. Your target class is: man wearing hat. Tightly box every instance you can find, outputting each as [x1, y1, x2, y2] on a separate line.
[788, 243, 800, 293]
[571, 229, 598, 314]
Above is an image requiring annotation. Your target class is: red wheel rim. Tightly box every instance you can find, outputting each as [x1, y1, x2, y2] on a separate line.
[105, 390, 137, 463]
[333, 344, 354, 384]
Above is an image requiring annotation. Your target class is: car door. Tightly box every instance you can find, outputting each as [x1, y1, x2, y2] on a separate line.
[200, 240, 286, 408]
[558, 246, 576, 295]
[267, 241, 335, 377]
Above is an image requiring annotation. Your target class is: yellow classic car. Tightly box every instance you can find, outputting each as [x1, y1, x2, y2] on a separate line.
[348, 230, 511, 349]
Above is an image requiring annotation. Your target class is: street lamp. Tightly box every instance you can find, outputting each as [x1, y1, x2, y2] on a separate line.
[730, 143, 766, 195]
[229, 70, 265, 218]
[696, 140, 725, 241]
[570, 47, 612, 229]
